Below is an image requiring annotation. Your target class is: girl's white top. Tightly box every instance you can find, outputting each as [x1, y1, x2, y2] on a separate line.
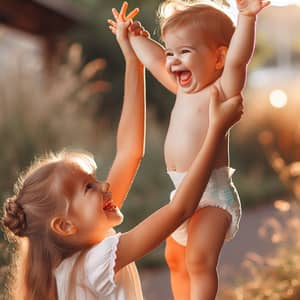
[54, 233, 144, 299]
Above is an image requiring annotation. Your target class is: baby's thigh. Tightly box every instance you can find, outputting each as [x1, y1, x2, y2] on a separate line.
[186, 206, 231, 268]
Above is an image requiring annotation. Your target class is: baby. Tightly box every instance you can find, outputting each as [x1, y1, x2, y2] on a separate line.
[109, 0, 269, 299]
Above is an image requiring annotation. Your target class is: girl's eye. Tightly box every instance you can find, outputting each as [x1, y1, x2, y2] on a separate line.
[85, 183, 94, 193]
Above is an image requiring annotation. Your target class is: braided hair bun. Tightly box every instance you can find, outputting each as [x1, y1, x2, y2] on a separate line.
[2, 196, 27, 237]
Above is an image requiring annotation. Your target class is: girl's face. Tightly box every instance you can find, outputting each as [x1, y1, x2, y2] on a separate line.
[60, 163, 123, 243]
[163, 25, 223, 93]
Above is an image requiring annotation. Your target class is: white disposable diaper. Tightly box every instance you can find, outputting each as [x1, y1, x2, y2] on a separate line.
[168, 167, 241, 246]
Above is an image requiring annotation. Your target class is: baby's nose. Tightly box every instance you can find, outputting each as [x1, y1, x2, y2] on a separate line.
[171, 54, 181, 63]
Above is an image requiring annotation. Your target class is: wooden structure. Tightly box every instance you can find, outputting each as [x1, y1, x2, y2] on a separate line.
[0, 0, 83, 71]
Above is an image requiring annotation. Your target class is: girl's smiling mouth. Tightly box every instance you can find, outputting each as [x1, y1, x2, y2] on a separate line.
[103, 199, 117, 211]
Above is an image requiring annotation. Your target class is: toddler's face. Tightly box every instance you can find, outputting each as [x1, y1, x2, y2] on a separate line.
[163, 25, 221, 93]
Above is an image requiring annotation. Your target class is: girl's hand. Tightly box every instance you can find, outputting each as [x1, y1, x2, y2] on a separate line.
[209, 86, 243, 134]
[107, 2, 148, 39]
[107, 1, 146, 39]
[107, 2, 141, 58]
[237, 0, 270, 16]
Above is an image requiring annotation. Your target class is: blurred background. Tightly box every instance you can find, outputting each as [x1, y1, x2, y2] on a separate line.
[0, 0, 300, 299]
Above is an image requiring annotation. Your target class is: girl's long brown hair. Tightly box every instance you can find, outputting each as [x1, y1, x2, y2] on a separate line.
[2, 151, 97, 300]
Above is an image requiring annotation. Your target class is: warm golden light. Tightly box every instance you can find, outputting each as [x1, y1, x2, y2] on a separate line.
[163, 4, 176, 18]
[270, 0, 300, 5]
[269, 89, 288, 108]
[274, 200, 291, 212]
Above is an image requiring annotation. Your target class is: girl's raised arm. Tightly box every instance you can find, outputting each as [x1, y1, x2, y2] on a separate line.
[108, 2, 178, 94]
[106, 4, 145, 208]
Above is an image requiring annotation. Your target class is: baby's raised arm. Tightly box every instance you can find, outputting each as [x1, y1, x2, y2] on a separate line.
[106, 3, 146, 208]
[115, 87, 243, 272]
[221, 0, 270, 98]
[108, 1, 178, 94]
[129, 32, 178, 94]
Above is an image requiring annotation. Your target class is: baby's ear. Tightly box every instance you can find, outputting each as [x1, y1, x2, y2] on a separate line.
[50, 216, 77, 236]
[215, 46, 227, 70]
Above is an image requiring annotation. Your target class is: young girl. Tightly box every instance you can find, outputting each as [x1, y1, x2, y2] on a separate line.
[109, 1, 268, 299]
[1, 6, 243, 300]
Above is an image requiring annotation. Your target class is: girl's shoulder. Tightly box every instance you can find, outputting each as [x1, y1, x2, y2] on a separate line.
[86, 231, 121, 267]
[55, 231, 121, 276]
[55, 232, 122, 297]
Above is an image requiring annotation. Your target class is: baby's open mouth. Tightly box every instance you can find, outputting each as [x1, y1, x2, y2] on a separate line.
[176, 71, 192, 86]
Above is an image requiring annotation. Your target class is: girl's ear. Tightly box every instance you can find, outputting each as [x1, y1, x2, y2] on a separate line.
[50, 217, 77, 236]
[215, 46, 227, 70]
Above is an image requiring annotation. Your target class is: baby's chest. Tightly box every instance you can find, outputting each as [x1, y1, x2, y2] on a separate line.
[169, 93, 209, 133]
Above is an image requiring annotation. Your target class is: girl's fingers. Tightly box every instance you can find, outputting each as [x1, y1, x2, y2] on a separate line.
[107, 19, 117, 27]
[119, 2, 128, 21]
[112, 8, 119, 21]
[210, 85, 219, 99]
[126, 8, 139, 20]
[108, 26, 117, 35]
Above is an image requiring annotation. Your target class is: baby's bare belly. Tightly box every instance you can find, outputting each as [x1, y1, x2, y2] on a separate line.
[165, 133, 228, 172]
[165, 85, 229, 172]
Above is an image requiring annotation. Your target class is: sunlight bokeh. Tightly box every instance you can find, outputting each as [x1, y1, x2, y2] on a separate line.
[269, 89, 288, 108]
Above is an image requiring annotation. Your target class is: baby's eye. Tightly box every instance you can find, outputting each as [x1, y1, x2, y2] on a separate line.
[181, 49, 190, 54]
[165, 51, 174, 57]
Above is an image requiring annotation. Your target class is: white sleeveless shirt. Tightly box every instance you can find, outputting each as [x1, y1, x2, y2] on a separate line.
[54, 233, 143, 299]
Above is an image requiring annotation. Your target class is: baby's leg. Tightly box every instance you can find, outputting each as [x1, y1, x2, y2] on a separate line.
[165, 236, 190, 300]
[186, 206, 231, 300]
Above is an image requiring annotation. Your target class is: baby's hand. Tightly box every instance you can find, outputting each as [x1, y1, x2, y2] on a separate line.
[209, 86, 243, 134]
[129, 21, 149, 38]
[237, 0, 270, 16]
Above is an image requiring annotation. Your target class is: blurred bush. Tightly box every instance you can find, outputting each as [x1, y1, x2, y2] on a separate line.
[222, 201, 300, 300]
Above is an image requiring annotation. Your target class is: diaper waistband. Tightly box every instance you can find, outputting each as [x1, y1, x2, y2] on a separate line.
[167, 167, 235, 188]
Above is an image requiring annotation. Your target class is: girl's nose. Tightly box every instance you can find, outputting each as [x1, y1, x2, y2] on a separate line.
[99, 181, 110, 192]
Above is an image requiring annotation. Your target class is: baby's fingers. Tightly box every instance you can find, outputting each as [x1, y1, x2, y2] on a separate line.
[261, 0, 271, 9]
[129, 21, 149, 37]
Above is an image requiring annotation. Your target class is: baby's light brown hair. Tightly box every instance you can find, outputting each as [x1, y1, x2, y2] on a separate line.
[158, 0, 235, 48]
